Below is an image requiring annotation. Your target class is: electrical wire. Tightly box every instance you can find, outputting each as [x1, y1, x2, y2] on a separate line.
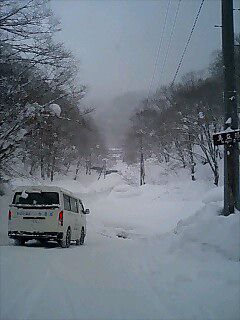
[139, 1, 171, 182]
[146, 0, 171, 103]
[158, 0, 182, 87]
[171, 0, 205, 87]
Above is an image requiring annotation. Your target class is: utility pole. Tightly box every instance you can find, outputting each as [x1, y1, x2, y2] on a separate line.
[140, 131, 145, 186]
[222, 0, 239, 215]
[139, 110, 145, 186]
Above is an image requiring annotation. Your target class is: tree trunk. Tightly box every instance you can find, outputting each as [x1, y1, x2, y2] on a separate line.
[140, 153, 145, 185]
[65, 163, 71, 174]
[29, 161, 35, 176]
[190, 162, 196, 181]
[175, 140, 186, 168]
[50, 157, 55, 182]
[40, 156, 45, 179]
[214, 168, 219, 186]
[46, 163, 51, 179]
[188, 132, 196, 181]
[74, 160, 81, 180]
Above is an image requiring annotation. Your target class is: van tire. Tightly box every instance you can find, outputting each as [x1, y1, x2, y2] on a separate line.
[76, 228, 85, 246]
[59, 227, 71, 248]
[39, 239, 48, 246]
[14, 238, 25, 246]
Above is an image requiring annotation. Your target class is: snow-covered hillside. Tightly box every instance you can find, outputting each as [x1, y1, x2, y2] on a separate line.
[0, 162, 239, 320]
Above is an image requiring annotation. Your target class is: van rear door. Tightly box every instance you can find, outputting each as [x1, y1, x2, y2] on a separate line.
[9, 191, 61, 233]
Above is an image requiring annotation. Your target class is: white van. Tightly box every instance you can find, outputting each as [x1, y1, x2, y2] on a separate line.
[8, 186, 90, 248]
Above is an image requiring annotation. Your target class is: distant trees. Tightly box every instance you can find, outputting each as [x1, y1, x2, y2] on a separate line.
[0, 0, 106, 188]
[123, 38, 240, 185]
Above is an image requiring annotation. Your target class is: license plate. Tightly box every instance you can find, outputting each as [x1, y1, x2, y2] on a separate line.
[17, 211, 53, 217]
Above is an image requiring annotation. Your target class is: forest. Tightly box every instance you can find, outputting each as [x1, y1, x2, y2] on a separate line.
[0, 0, 106, 192]
[123, 35, 240, 186]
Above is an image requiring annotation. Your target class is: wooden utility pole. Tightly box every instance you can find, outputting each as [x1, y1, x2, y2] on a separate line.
[139, 110, 146, 186]
[140, 132, 145, 186]
[222, 0, 239, 215]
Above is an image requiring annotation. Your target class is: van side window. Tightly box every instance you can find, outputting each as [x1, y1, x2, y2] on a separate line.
[70, 197, 79, 213]
[63, 194, 71, 211]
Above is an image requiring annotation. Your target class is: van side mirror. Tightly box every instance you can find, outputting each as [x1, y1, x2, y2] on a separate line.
[85, 208, 90, 215]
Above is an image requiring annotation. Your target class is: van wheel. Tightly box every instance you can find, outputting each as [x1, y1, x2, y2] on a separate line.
[76, 228, 85, 246]
[14, 238, 25, 246]
[79, 228, 85, 246]
[59, 227, 71, 248]
[39, 239, 48, 246]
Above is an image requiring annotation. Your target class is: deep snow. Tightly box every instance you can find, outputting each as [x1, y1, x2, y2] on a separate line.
[0, 161, 239, 320]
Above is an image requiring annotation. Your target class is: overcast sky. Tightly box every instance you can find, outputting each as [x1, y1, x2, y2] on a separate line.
[51, 0, 240, 103]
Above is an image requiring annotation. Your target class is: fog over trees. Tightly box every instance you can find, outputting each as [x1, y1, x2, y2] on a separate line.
[94, 91, 147, 147]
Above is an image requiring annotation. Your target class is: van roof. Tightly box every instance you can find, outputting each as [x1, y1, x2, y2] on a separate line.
[13, 186, 79, 199]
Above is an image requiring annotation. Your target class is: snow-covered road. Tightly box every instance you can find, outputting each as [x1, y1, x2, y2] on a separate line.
[0, 167, 239, 320]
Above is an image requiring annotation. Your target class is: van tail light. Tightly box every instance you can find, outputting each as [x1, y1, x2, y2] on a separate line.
[58, 211, 63, 226]
[8, 210, 12, 220]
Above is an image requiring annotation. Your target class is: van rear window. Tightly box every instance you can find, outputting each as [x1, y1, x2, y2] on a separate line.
[13, 192, 59, 206]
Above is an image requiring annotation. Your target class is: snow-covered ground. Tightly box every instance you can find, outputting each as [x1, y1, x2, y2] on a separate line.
[0, 161, 239, 320]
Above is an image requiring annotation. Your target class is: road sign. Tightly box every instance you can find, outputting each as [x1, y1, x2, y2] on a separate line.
[213, 129, 240, 146]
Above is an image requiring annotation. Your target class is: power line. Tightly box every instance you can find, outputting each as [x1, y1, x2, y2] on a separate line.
[171, 0, 205, 87]
[146, 0, 171, 103]
[140, 0, 171, 185]
[158, 0, 182, 87]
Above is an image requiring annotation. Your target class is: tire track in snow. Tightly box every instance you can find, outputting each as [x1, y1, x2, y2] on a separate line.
[26, 256, 78, 320]
[135, 241, 184, 318]
[52, 269, 78, 319]
[21, 268, 52, 319]
[1, 281, 31, 319]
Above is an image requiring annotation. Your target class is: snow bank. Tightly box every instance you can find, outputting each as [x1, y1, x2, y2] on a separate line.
[112, 184, 141, 198]
[172, 203, 240, 261]
[50, 178, 89, 195]
[202, 186, 224, 203]
[88, 173, 123, 193]
[9, 176, 90, 196]
[88, 177, 208, 240]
